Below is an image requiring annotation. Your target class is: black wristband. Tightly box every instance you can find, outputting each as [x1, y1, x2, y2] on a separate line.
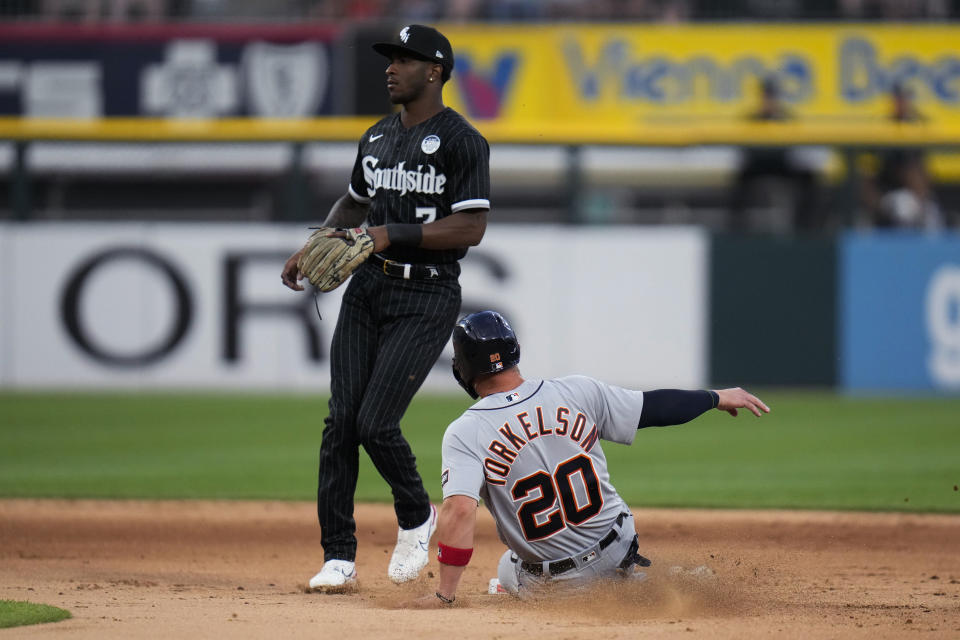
[386, 223, 423, 247]
[708, 390, 719, 408]
[435, 592, 455, 604]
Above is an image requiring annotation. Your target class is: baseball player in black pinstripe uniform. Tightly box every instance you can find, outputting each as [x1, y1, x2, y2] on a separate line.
[281, 24, 491, 591]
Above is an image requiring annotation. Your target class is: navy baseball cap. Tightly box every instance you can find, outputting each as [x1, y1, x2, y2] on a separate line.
[373, 24, 455, 75]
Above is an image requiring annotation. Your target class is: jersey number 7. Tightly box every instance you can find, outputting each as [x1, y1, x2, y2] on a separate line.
[415, 207, 437, 223]
[511, 454, 603, 541]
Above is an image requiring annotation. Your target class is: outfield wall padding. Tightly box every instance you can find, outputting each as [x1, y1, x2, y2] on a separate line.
[709, 234, 837, 387]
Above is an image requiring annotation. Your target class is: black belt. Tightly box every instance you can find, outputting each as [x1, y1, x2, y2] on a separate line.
[520, 512, 628, 577]
[367, 254, 458, 281]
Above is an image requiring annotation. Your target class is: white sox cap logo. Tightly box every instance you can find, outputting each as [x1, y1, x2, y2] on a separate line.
[372, 25, 454, 72]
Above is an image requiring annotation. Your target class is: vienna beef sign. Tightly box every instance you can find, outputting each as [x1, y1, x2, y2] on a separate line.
[439, 24, 960, 129]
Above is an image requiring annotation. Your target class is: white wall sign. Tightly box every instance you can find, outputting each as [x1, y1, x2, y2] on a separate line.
[0, 223, 707, 391]
[141, 40, 238, 118]
[243, 42, 327, 118]
[25, 62, 102, 118]
[926, 264, 960, 389]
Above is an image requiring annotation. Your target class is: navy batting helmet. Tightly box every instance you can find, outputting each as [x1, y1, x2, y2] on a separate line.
[451, 311, 520, 399]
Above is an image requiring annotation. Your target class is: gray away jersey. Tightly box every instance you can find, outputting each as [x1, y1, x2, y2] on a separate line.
[441, 376, 644, 562]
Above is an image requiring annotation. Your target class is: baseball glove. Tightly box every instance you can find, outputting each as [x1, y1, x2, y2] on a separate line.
[297, 227, 375, 292]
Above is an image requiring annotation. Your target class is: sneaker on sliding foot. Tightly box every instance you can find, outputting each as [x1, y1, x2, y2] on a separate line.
[309, 560, 357, 592]
[488, 578, 508, 594]
[388, 504, 437, 584]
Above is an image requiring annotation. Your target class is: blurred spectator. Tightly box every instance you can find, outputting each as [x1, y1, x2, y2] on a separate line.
[862, 82, 945, 230]
[838, 0, 948, 19]
[1, 0, 39, 17]
[484, 0, 546, 19]
[443, 0, 483, 20]
[42, 0, 164, 21]
[656, 0, 691, 21]
[691, 0, 828, 20]
[395, 0, 441, 20]
[21, 0, 960, 21]
[301, 0, 391, 21]
[727, 76, 820, 232]
[342, 0, 390, 19]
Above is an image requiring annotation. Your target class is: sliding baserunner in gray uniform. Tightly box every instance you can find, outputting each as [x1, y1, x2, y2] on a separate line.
[406, 310, 769, 606]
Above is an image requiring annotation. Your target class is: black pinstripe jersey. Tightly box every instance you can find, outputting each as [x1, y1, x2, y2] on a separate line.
[347, 107, 491, 265]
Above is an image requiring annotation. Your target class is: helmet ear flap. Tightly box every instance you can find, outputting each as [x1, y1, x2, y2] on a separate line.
[452, 360, 479, 399]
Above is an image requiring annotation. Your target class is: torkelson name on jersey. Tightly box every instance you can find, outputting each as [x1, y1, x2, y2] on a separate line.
[483, 406, 601, 486]
[362, 155, 447, 197]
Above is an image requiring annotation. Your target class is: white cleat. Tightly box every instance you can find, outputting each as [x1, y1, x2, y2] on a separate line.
[308, 559, 357, 592]
[388, 504, 437, 584]
[488, 578, 508, 594]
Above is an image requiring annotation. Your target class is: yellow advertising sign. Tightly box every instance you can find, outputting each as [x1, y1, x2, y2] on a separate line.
[2, 24, 958, 149]
[438, 24, 960, 129]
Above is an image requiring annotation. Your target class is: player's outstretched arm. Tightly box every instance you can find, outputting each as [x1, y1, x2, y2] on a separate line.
[403, 495, 477, 609]
[637, 387, 769, 428]
[714, 387, 770, 417]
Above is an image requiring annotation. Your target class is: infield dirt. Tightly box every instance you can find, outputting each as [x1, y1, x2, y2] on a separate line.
[1, 500, 958, 638]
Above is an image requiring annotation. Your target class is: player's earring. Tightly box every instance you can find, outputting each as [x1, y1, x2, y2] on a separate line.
[429, 77, 434, 82]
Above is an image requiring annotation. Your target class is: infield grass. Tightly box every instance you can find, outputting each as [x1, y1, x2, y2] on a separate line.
[0, 601, 71, 629]
[0, 390, 958, 512]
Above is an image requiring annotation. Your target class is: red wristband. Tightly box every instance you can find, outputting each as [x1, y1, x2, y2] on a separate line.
[437, 542, 473, 567]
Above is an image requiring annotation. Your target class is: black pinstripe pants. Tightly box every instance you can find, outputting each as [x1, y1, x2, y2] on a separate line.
[317, 262, 461, 562]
